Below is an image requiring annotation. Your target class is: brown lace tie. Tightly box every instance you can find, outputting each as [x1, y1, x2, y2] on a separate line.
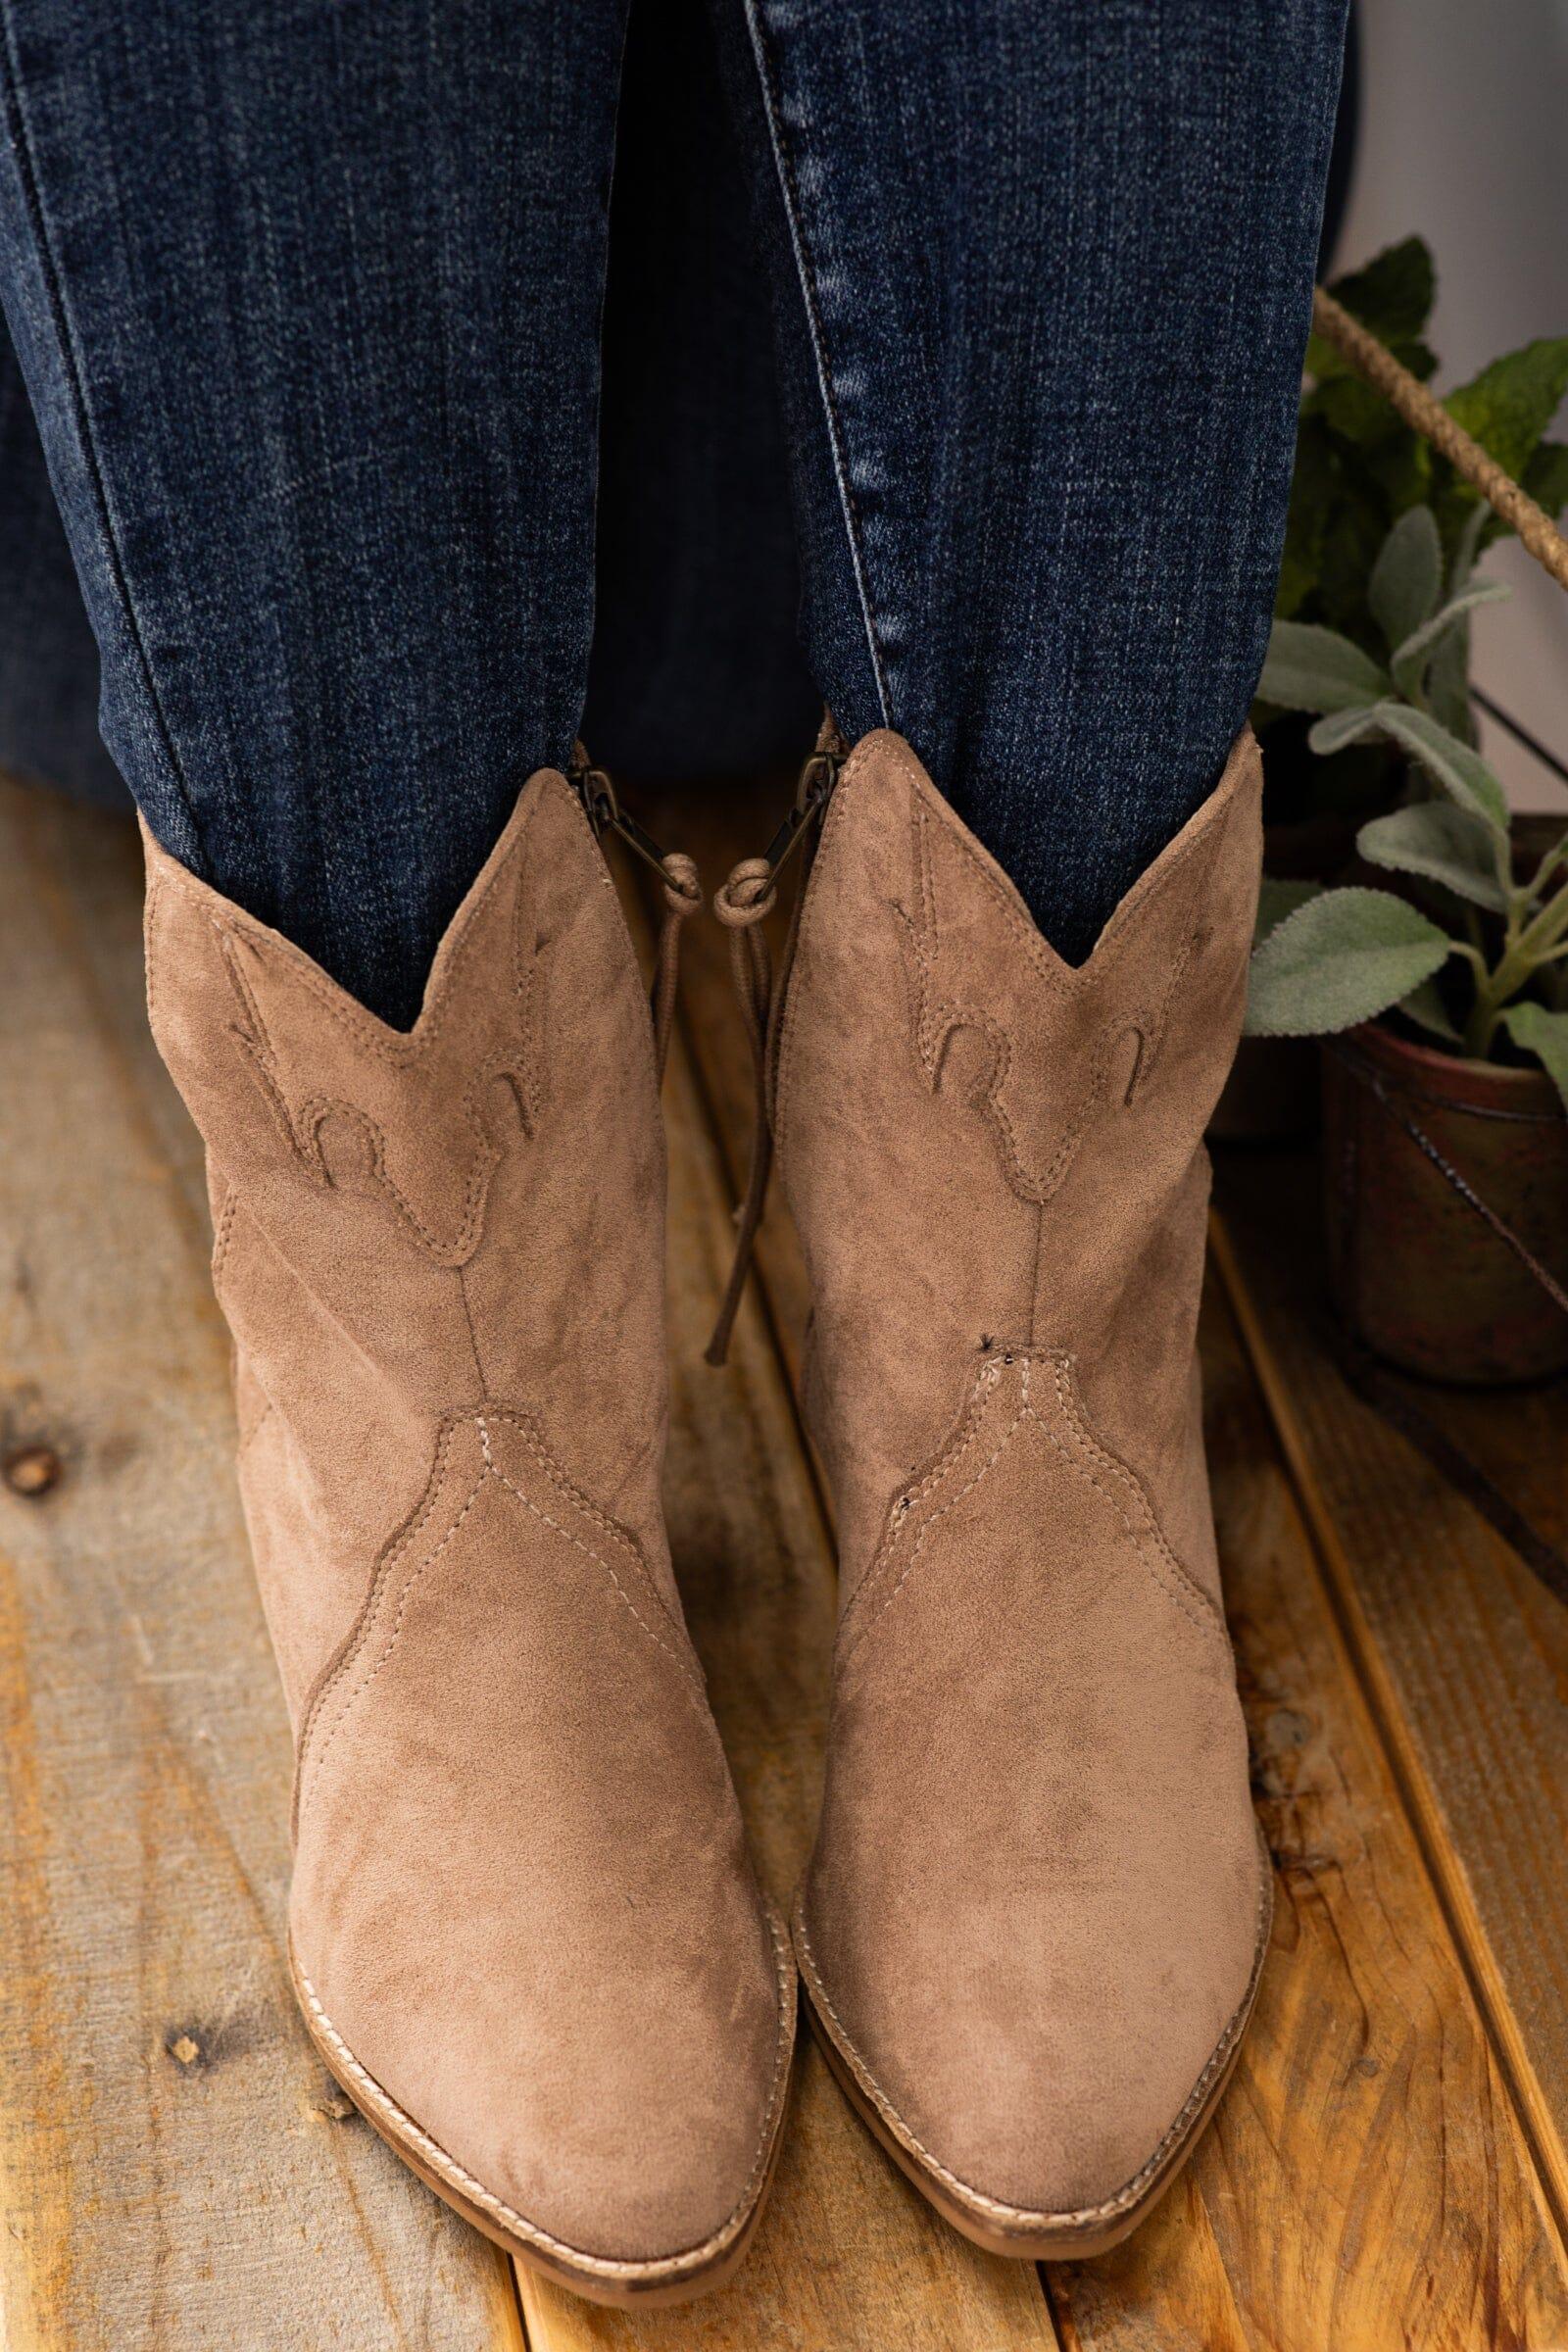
[705, 857, 780, 1365]
[652, 851, 703, 1083]
[704, 718, 844, 1365]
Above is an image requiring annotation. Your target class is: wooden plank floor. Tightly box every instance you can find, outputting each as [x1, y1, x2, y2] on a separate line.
[2, 767, 1566, 2349]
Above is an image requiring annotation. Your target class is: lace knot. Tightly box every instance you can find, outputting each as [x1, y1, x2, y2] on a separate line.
[714, 858, 776, 928]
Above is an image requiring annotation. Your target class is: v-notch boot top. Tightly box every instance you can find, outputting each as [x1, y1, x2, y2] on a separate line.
[770, 726, 1269, 2257]
[143, 767, 794, 2306]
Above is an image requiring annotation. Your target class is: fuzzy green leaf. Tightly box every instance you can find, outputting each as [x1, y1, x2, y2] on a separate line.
[1244, 887, 1452, 1038]
[1307, 706, 1384, 756]
[1446, 338, 1568, 485]
[1398, 977, 1463, 1044]
[1369, 507, 1442, 652]
[1390, 578, 1509, 699]
[1308, 375, 1410, 448]
[1522, 439, 1568, 522]
[1360, 427, 1433, 514]
[1364, 703, 1511, 833]
[1258, 622, 1390, 714]
[1329, 238, 1436, 346]
[1447, 502, 1490, 597]
[1423, 504, 1492, 731]
[1356, 801, 1509, 911]
[1254, 877, 1323, 947]
[1426, 633, 1473, 738]
[1500, 1002, 1568, 1113]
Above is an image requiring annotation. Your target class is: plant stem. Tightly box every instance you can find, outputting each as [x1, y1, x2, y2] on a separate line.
[1460, 874, 1568, 1056]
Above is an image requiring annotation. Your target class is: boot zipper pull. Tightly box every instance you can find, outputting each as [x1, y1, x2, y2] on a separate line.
[568, 753, 702, 1080]
[568, 755, 698, 897]
[757, 744, 842, 883]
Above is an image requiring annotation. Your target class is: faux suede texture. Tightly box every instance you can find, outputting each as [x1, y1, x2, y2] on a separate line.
[142, 771, 789, 2269]
[777, 728, 1268, 2219]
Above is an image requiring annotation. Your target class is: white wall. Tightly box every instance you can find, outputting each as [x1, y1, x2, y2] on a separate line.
[1333, 0, 1568, 809]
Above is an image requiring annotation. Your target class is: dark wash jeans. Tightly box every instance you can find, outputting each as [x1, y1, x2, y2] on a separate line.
[0, 0, 1346, 1029]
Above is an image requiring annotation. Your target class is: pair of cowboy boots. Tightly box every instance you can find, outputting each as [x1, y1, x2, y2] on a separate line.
[142, 723, 1268, 2306]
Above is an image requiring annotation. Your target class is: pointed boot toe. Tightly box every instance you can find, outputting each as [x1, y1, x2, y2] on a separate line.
[795, 1574, 1269, 2254]
[143, 768, 793, 2304]
[763, 726, 1271, 2256]
[285, 1405, 795, 2296]
[293, 1930, 793, 2296]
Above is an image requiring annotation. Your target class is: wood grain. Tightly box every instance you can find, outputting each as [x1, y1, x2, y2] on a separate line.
[1051, 1277, 1568, 2351]
[654, 776, 1568, 2352]
[1214, 1147, 1568, 2235]
[0, 779, 525, 2352]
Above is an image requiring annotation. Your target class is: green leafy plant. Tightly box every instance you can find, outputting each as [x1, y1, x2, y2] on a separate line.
[1258, 237, 1568, 826]
[1246, 512, 1568, 1109]
[1277, 236, 1568, 660]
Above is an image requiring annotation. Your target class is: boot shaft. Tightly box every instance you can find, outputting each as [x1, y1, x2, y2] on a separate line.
[770, 727, 1262, 1603]
[143, 767, 675, 1715]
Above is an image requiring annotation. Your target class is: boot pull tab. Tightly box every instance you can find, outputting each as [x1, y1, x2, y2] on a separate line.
[568, 752, 704, 1082]
[705, 727, 844, 1367]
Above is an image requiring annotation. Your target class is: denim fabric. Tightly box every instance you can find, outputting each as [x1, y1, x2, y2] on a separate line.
[714, 0, 1348, 960]
[0, 325, 121, 802]
[0, 0, 820, 808]
[583, 0, 820, 777]
[0, 0, 1345, 1023]
[0, 0, 628, 1027]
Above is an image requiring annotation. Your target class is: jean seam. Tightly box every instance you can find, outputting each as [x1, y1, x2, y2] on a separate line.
[740, 0, 891, 727]
[0, 6, 207, 865]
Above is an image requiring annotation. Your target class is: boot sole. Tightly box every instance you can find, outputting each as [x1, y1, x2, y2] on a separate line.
[287, 1920, 797, 2309]
[794, 1841, 1272, 2261]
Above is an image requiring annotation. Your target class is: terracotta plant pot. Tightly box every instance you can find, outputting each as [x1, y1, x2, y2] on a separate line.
[1320, 1020, 1568, 1386]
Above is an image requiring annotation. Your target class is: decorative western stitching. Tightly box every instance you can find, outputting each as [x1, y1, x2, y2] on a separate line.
[295, 1404, 712, 1831]
[209, 1180, 240, 1282]
[835, 1351, 1005, 1623]
[832, 1354, 1020, 1665]
[290, 1070, 527, 1264]
[215, 930, 535, 1268]
[1031, 1402, 1214, 1650]
[793, 1843, 1272, 2234]
[291, 1896, 797, 2280]
[880, 730, 1246, 1000]
[476, 1408, 684, 1641]
[896, 794, 1214, 1208]
[846, 1373, 1029, 1674]
[235, 1396, 275, 1461]
[771, 735, 1251, 1211]
[1046, 1357, 1227, 1651]
[892, 1359, 1005, 1519]
[839, 1349, 1228, 1674]
[293, 1415, 472, 1827]
[299, 1467, 490, 1812]
[475, 1414, 705, 1700]
[149, 783, 551, 1065]
[1124, 923, 1200, 1102]
[144, 786, 569, 1265]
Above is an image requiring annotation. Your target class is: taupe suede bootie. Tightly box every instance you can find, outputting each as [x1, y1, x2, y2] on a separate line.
[745, 725, 1268, 2257]
[142, 767, 794, 2306]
